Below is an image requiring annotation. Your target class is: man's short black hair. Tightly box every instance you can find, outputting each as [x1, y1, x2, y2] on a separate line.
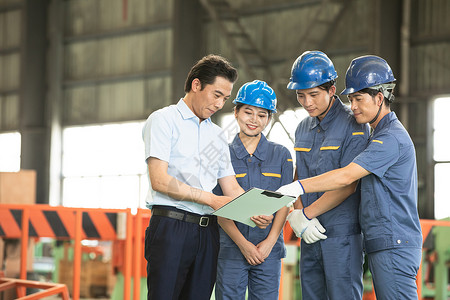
[184, 54, 238, 93]
[317, 80, 336, 92]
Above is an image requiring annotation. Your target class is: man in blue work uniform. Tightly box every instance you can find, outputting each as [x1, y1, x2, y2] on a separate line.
[214, 80, 293, 300]
[277, 55, 423, 299]
[284, 50, 369, 299]
[142, 55, 273, 300]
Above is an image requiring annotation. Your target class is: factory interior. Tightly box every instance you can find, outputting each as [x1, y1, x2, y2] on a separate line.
[0, 0, 449, 299]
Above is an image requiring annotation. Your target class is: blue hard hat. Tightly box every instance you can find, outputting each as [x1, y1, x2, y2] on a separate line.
[233, 80, 277, 113]
[341, 55, 396, 95]
[287, 50, 338, 90]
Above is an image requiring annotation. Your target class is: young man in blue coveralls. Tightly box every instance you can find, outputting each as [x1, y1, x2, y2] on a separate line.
[284, 50, 369, 299]
[142, 55, 273, 300]
[214, 80, 293, 300]
[277, 55, 423, 299]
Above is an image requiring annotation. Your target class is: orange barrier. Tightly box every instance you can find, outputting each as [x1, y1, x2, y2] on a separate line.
[0, 205, 118, 240]
[4, 204, 448, 300]
[0, 277, 70, 300]
[0, 204, 150, 300]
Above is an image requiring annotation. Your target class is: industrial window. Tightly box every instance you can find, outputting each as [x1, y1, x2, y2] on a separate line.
[61, 122, 148, 210]
[0, 132, 21, 172]
[273, 109, 309, 160]
[433, 97, 450, 219]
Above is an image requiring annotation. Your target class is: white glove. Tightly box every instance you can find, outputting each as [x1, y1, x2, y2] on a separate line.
[287, 209, 327, 244]
[286, 209, 309, 237]
[302, 218, 327, 244]
[276, 180, 305, 199]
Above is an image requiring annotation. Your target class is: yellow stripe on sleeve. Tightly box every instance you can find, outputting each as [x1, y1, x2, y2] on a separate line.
[287, 159, 293, 162]
[372, 140, 383, 144]
[352, 132, 364, 136]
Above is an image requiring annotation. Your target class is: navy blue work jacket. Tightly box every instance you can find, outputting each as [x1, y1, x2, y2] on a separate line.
[215, 133, 293, 260]
[353, 112, 422, 253]
[295, 97, 369, 231]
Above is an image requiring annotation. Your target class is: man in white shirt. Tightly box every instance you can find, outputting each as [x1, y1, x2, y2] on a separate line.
[142, 54, 272, 300]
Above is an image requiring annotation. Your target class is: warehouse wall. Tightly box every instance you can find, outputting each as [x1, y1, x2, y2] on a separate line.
[0, 1, 21, 131]
[62, 0, 173, 125]
[0, 0, 449, 217]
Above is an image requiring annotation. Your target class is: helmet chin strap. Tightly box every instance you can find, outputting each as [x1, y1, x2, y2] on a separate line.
[369, 100, 383, 125]
[318, 95, 334, 118]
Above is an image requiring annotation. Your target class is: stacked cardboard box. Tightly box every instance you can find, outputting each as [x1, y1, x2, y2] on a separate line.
[0, 170, 36, 205]
[0, 170, 37, 299]
[59, 258, 111, 298]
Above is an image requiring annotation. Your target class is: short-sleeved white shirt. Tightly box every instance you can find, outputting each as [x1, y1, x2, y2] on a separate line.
[142, 99, 234, 215]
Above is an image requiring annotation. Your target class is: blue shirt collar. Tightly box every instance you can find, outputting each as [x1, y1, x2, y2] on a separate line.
[231, 133, 269, 161]
[310, 95, 342, 130]
[373, 111, 397, 135]
[177, 98, 212, 124]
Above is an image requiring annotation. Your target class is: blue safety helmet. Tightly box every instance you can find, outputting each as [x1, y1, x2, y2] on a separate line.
[233, 80, 277, 113]
[287, 50, 338, 90]
[341, 55, 396, 102]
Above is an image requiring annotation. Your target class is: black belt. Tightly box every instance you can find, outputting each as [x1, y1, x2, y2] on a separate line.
[325, 222, 361, 238]
[152, 207, 214, 227]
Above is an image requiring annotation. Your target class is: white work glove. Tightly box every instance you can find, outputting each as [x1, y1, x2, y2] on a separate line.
[302, 218, 327, 244]
[287, 209, 327, 244]
[286, 209, 308, 237]
[276, 180, 305, 199]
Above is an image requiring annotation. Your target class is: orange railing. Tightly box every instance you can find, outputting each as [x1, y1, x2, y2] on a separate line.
[0, 277, 70, 300]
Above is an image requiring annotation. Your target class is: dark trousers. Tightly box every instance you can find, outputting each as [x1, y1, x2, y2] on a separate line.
[145, 206, 219, 300]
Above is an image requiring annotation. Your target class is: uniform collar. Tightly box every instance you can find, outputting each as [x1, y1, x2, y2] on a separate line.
[177, 98, 212, 124]
[253, 134, 269, 160]
[372, 111, 396, 135]
[310, 95, 342, 130]
[231, 133, 269, 161]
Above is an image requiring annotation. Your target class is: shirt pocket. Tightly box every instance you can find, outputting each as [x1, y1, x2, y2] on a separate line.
[261, 166, 282, 191]
[318, 138, 342, 173]
[294, 141, 313, 178]
[360, 180, 387, 222]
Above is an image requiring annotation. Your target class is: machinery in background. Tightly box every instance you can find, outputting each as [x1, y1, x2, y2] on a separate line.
[421, 219, 450, 300]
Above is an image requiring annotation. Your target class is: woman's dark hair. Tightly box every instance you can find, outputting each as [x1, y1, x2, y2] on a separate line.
[184, 54, 238, 93]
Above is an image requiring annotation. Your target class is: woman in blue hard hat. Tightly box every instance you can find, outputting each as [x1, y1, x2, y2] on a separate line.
[281, 50, 370, 299]
[277, 55, 422, 299]
[214, 80, 293, 300]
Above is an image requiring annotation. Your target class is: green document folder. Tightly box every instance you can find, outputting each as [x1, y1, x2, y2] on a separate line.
[212, 188, 295, 227]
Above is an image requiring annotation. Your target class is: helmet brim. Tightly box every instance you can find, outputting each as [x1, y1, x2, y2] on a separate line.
[287, 81, 318, 90]
[340, 87, 358, 95]
[286, 81, 300, 90]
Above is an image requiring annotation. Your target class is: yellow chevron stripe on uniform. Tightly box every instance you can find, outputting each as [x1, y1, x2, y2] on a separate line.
[294, 148, 311, 152]
[262, 173, 281, 178]
[320, 146, 340, 150]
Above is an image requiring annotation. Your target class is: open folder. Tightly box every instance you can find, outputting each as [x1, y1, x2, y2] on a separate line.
[212, 188, 295, 227]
